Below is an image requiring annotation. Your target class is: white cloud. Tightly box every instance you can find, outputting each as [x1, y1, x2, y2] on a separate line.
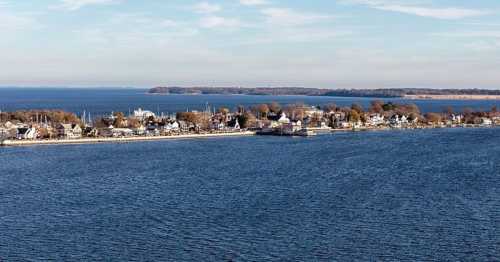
[192, 2, 221, 14]
[55, 0, 120, 11]
[199, 16, 241, 29]
[239, 0, 269, 6]
[433, 31, 500, 38]
[0, 2, 39, 33]
[0, 12, 37, 31]
[347, 0, 490, 20]
[261, 8, 331, 26]
[160, 19, 178, 28]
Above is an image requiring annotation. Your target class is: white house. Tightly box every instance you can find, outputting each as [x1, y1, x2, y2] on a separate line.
[100, 125, 134, 137]
[481, 118, 493, 126]
[390, 115, 410, 128]
[132, 125, 146, 136]
[212, 121, 225, 130]
[57, 124, 82, 139]
[335, 120, 351, 129]
[111, 128, 134, 137]
[366, 113, 385, 126]
[451, 114, 463, 124]
[167, 121, 180, 131]
[16, 127, 37, 140]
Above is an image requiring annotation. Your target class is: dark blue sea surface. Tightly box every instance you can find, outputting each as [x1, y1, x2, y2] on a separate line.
[1, 128, 500, 261]
[0, 88, 498, 116]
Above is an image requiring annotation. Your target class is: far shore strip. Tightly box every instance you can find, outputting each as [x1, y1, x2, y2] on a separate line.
[404, 95, 500, 100]
[1, 131, 256, 147]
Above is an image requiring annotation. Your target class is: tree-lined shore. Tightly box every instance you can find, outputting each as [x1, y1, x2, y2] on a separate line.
[1, 101, 499, 145]
[149, 87, 500, 99]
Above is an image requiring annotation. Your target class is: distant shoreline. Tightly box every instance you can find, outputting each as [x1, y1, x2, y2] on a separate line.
[148, 87, 500, 99]
[404, 95, 500, 100]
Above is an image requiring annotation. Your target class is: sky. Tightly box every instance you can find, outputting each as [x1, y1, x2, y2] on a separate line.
[1, 0, 500, 89]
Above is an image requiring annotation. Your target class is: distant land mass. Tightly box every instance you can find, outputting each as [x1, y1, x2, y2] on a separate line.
[148, 87, 500, 99]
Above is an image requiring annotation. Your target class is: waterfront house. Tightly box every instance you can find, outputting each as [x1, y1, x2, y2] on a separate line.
[334, 119, 351, 129]
[210, 120, 225, 131]
[16, 127, 37, 140]
[366, 113, 385, 126]
[57, 124, 82, 139]
[390, 115, 409, 128]
[100, 126, 134, 137]
[177, 121, 189, 132]
[111, 128, 134, 137]
[132, 125, 146, 135]
[481, 118, 493, 126]
[146, 124, 160, 136]
[168, 121, 180, 131]
[98, 125, 114, 137]
[352, 121, 363, 129]
[451, 114, 463, 124]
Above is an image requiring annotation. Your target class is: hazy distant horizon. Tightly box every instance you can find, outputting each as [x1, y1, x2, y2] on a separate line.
[1, 86, 500, 90]
[1, 1, 500, 88]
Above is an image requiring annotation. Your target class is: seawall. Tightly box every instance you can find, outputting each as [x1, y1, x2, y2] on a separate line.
[0, 131, 256, 147]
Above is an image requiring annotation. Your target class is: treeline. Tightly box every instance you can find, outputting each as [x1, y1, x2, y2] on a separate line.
[149, 87, 329, 96]
[149, 87, 500, 97]
[0, 110, 81, 124]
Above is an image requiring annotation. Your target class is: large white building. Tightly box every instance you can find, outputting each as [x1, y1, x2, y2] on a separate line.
[133, 108, 156, 120]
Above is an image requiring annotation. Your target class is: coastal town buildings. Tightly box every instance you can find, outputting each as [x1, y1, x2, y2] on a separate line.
[1, 103, 499, 142]
[366, 114, 385, 126]
[57, 124, 82, 139]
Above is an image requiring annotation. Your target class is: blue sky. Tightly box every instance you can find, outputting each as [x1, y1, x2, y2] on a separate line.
[1, 0, 500, 89]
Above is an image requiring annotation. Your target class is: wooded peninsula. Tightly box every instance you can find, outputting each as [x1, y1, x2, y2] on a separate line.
[149, 87, 500, 99]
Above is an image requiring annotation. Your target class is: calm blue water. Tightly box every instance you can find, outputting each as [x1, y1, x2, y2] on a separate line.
[0, 88, 499, 116]
[1, 128, 500, 260]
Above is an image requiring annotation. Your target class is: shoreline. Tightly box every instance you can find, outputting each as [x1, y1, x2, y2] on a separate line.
[1, 131, 256, 147]
[2, 125, 497, 147]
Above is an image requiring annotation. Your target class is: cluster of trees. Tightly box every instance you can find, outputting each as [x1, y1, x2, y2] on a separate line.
[149, 87, 330, 96]
[0, 110, 81, 125]
[94, 112, 142, 129]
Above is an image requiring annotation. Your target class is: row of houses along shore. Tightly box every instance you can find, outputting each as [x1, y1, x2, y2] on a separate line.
[1, 101, 499, 142]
